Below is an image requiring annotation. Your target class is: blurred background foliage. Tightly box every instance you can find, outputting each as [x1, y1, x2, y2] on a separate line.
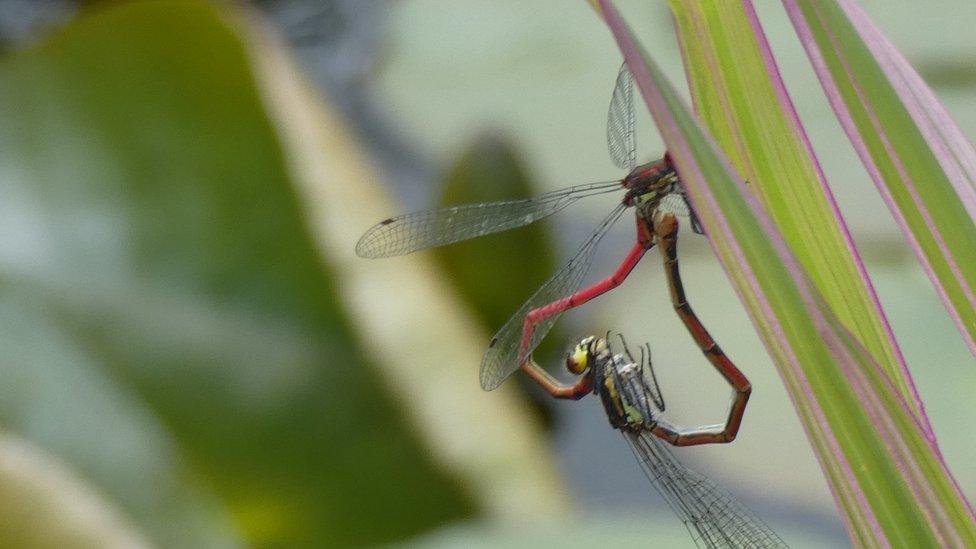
[434, 135, 561, 427]
[436, 136, 558, 351]
[0, 1, 474, 546]
[0, 0, 973, 548]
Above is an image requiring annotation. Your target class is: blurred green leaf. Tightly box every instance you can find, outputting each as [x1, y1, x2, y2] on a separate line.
[251, 19, 571, 532]
[918, 56, 976, 90]
[434, 134, 563, 423]
[0, 290, 240, 548]
[0, 434, 151, 549]
[0, 0, 472, 546]
[436, 134, 559, 344]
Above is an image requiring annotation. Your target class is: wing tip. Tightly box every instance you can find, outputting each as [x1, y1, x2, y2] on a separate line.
[479, 342, 505, 391]
[479, 378, 498, 391]
[479, 365, 501, 392]
[354, 236, 377, 259]
[355, 221, 394, 259]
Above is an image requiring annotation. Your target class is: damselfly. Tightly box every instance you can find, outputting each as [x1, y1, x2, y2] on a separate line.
[542, 334, 788, 548]
[357, 63, 703, 392]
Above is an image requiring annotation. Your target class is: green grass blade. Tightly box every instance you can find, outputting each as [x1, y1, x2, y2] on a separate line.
[667, 0, 932, 436]
[592, 0, 976, 545]
[786, 0, 976, 357]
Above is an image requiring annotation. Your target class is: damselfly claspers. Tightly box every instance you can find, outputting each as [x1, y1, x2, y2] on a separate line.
[357, 63, 704, 392]
[545, 334, 788, 548]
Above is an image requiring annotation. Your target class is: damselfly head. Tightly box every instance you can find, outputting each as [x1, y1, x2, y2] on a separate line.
[622, 157, 678, 208]
[565, 336, 594, 374]
[566, 335, 610, 375]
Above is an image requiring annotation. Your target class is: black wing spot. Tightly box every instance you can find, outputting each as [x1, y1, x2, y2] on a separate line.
[488, 336, 498, 348]
[380, 218, 394, 225]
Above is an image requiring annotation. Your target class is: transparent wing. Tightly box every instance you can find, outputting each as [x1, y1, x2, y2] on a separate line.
[659, 193, 691, 217]
[607, 61, 637, 171]
[479, 203, 628, 390]
[659, 190, 706, 236]
[624, 432, 789, 549]
[356, 181, 620, 258]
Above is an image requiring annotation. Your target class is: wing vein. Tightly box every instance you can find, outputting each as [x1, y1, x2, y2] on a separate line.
[356, 181, 621, 258]
[479, 203, 628, 389]
[624, 432, 789, 548]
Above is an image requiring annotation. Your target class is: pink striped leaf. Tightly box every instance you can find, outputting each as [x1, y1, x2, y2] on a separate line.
[667, 0, 931, 436]
[590, 0, 976, 545]
[786, 0, 976, 357]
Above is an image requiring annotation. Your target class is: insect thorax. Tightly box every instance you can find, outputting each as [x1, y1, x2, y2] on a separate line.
[630, 171, 679, 222]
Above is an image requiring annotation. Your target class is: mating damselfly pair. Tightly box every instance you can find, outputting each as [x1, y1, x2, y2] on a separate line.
[357, 63, 787, 548]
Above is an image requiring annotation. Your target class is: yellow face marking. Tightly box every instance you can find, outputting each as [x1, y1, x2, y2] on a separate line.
[567, 344, 588, 374]
[567, 336, 597, 374]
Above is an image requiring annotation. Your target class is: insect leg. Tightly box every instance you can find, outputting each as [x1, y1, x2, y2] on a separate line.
[652, 211, 751, 446]
[518, 242, 648, 399]
[519, 356, 593, 400]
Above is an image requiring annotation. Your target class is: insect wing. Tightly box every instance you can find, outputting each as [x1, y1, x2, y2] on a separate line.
[356, 181, 620, 258]
[658, 193, 690, 217]
[624, 432, 789, 549]
[607, 61, 637, 172]
[658, 191, 706, 236]
[479, 204, 627, 390]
